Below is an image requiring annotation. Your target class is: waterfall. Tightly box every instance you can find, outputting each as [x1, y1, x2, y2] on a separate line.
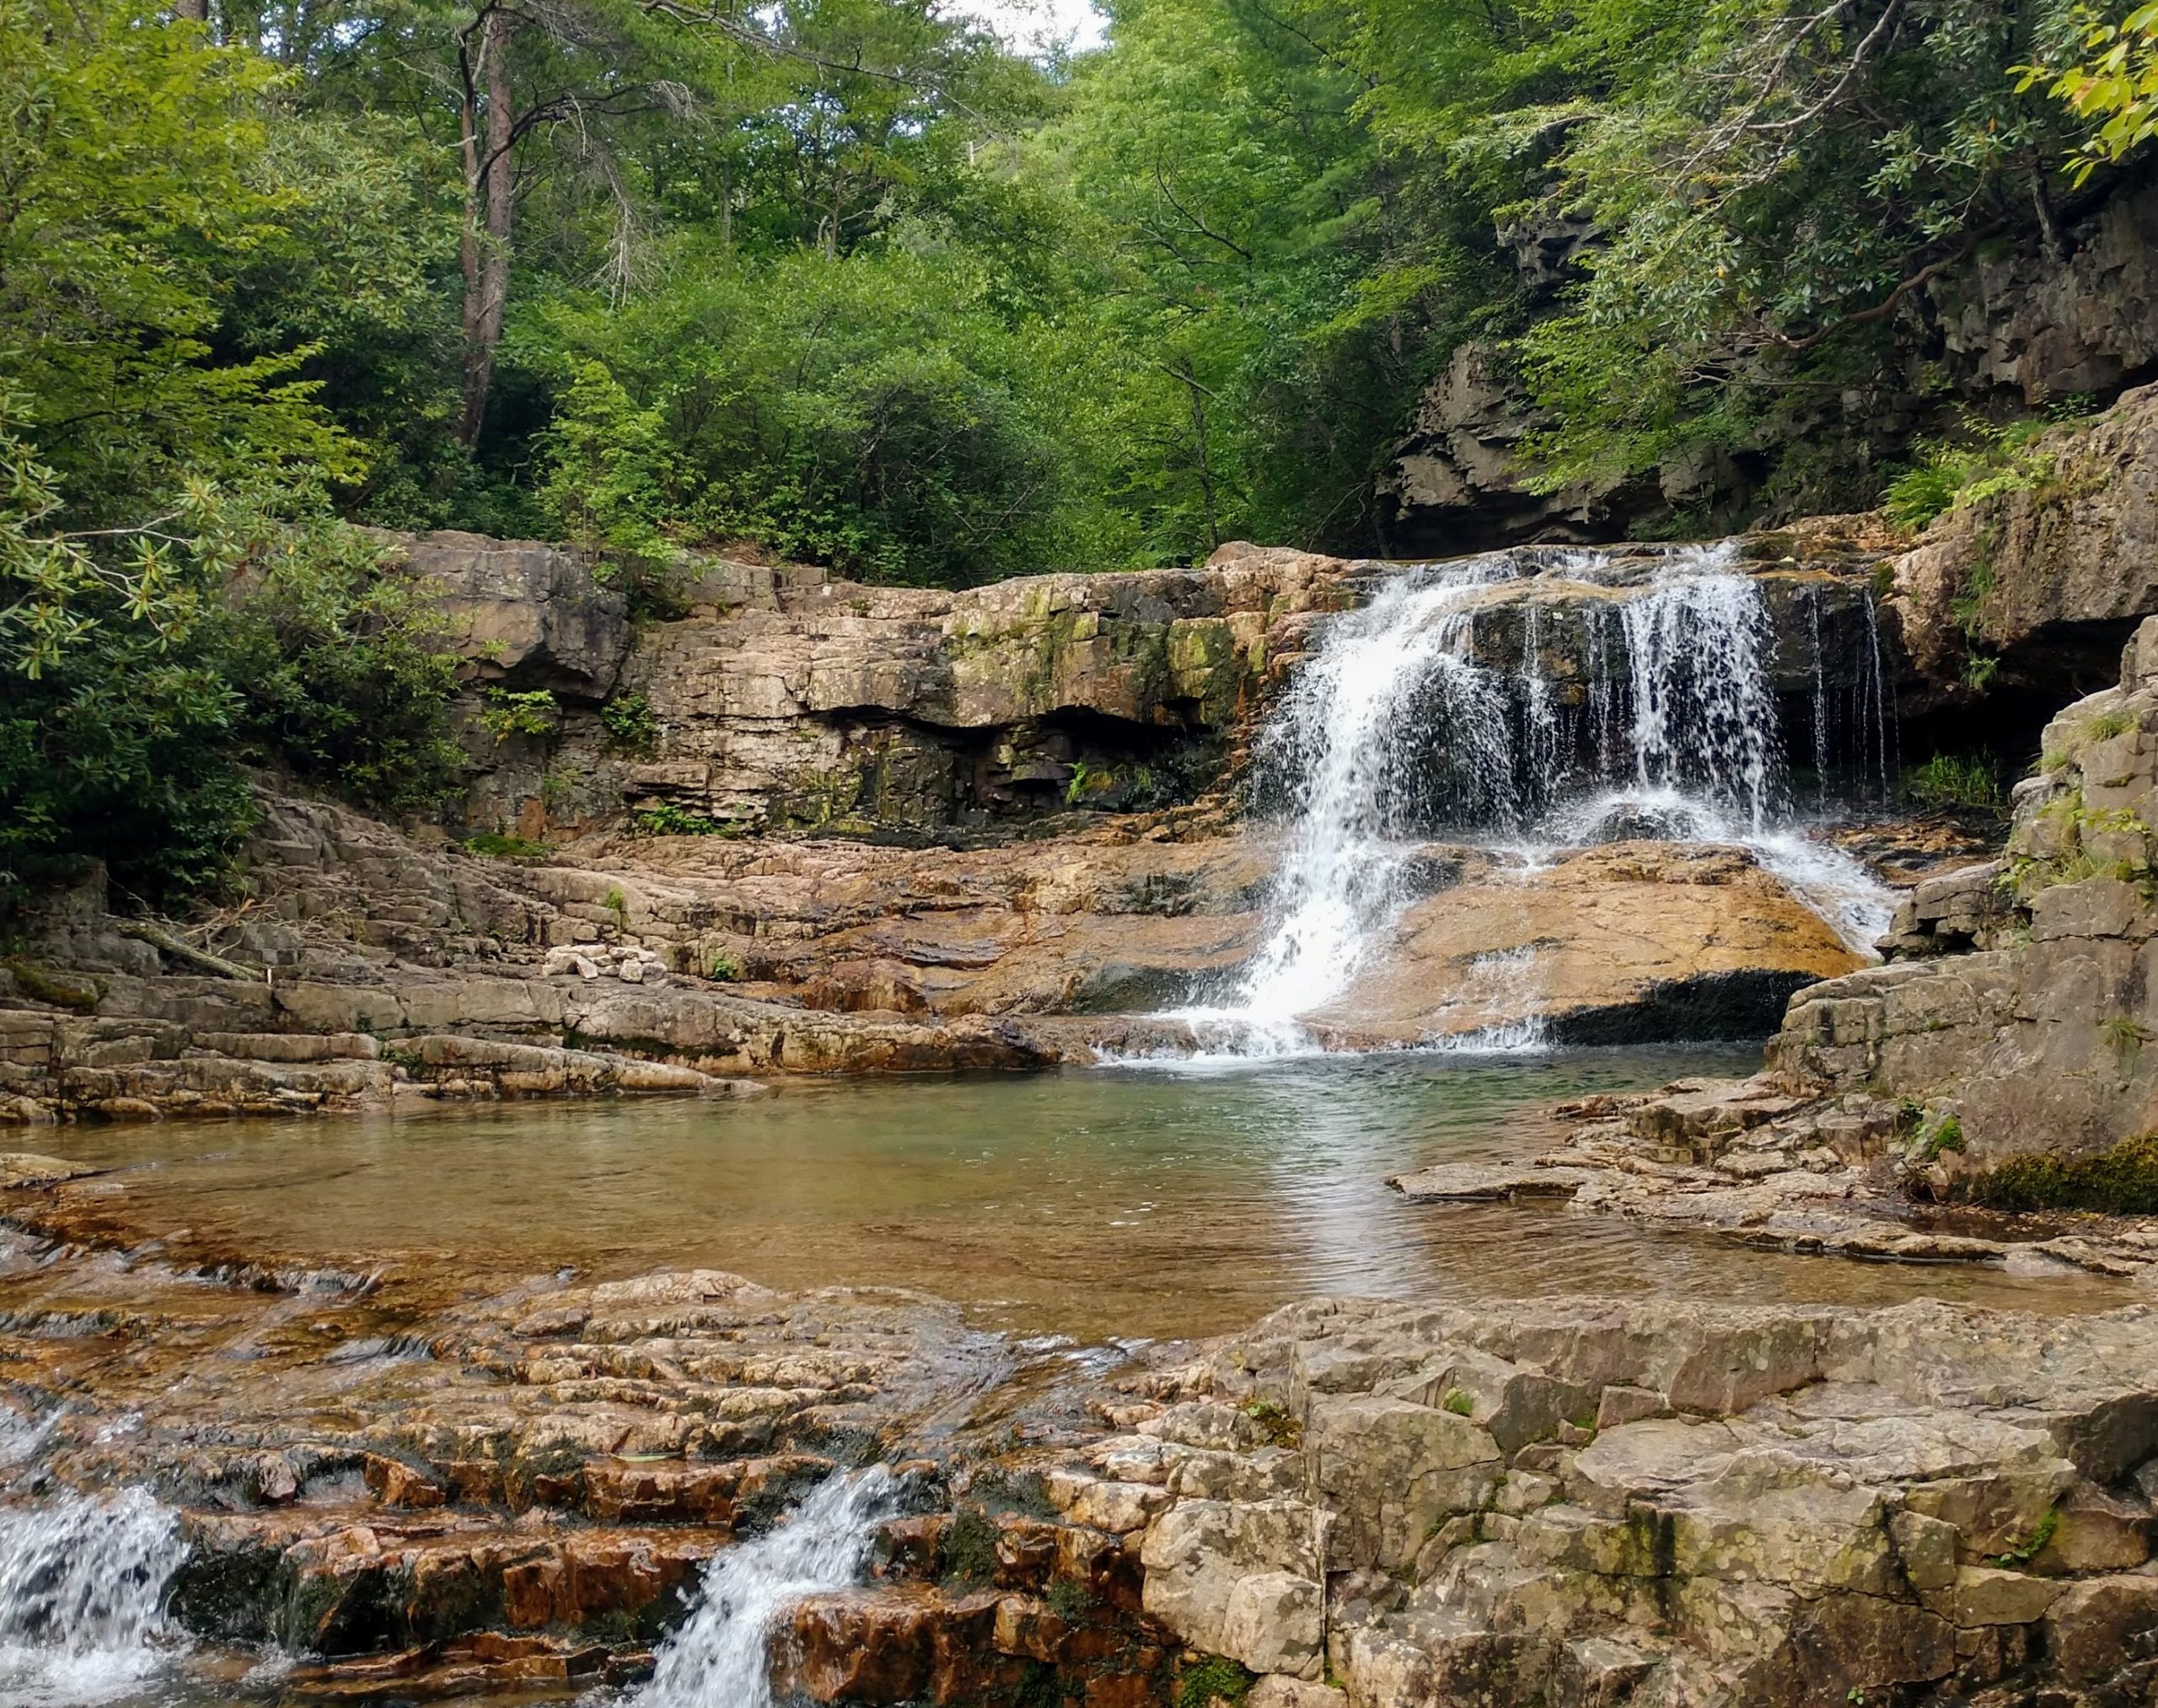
[1160, 541, 1894, 1055]
[631, 1467, 898, 1708]
[0, 1488, 189, 1707]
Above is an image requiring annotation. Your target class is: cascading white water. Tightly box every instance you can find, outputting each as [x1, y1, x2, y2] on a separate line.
[1160, 540, 1896, 1055]
[0, 1487, 190, 1707]
[1615, 545, 1784, 831]
[1167, 565, 1509, 1052]
[631, 1467, 897, 1708]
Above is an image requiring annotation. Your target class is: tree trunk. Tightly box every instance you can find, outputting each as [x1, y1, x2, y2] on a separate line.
[173, 0, 208, 22]
[457, 5, 516, 448]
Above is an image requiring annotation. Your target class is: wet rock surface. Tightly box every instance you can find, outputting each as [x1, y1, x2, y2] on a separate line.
[1393, 1075, 2158, 1284]
[9, 1170, 2158, 1705]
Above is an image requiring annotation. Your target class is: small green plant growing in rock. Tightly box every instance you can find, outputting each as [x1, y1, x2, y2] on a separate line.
[602, 886, 629, 931]
[2102, 1015, 2152, 1059]
[2086, 708, 2139, 741]
[465, 832, 550, 859]
[1910, 1111, 1967, 1165]
[478, 687, 561, 744]
[600, 691, 660, 754]
[634, 803, 728, 836]
[1443, 1388, 1475, 1416]
[1962, 653, 2000, 692]
[1178, 1656, 1256, 1708]
[1989, 1505, 2060, 1567]
[1242, 1398, 1301, 1448]
[706, 949, 742, 981]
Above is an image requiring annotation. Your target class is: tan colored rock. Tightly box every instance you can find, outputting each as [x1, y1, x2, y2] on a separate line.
[1303, 842, 1861, 1049]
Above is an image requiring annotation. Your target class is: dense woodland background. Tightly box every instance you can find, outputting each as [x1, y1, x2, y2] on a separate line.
[2, 0, 2155, 894]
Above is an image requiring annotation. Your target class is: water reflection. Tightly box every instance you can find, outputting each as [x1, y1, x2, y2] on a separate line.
[52, 1048, 2128, 1340]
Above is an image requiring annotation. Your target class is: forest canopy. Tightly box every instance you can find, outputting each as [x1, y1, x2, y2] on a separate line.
[0, 0, 2148, 894]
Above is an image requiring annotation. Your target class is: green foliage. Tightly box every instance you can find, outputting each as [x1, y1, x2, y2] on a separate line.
[1442, 1388, 1476, 1416]
[705, 948, 742, 981]
[478, 689, 561, 744]
[1885, 416, 2076, 530]
[1960, 1132, 2158, 1212]
[1178, 1657, 1257, 1708]
[466, 832, 552, 858]
[1242, 1399, 1302, 1448]
[634, 803, 730, 836]
[1904, 753, 2005, 814]
[1, 422, 455, 902]
[600, 691, 661, 753]
[2021, 2, 2158, 182]
[1990, 1505, 2061, 1566]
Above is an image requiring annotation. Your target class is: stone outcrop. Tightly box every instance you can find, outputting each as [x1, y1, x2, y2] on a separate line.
[1889, 382, 2158, 714]
[1773, 611, 2158, 1175]
[1087, 1292, 2158, 1707]
[429, 537, 1358, 841]
[1394, 1075, 2158, 1281]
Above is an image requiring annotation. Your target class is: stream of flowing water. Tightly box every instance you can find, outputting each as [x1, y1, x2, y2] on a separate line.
[631, 1468, 899, 1708]
[0, 1487, 190, 1708]
[1163, 542, 1898, 1056]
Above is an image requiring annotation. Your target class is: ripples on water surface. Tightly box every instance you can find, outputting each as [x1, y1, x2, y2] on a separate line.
[53, 1048, 2123, 1340]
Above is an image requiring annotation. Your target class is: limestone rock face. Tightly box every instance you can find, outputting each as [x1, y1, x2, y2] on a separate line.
[1773, 610, 2158, 1171]
[453, 540, 1355, 841]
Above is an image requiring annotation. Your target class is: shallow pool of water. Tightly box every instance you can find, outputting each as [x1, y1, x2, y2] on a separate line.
[52, 1048, 2128, 1340]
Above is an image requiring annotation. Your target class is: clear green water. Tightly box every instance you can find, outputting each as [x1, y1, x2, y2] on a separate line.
[53, 1047, 2123, 1340]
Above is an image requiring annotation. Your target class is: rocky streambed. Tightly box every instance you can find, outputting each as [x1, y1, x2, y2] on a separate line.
[6, 1154, 2158, 1708]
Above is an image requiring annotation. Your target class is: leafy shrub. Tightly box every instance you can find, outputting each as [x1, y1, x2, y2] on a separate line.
[478, 688, 560, 744]
[466, 832, 550, 858]
[634, 803, 730, 836]
[1885, 410, 2092, 530]
[2, 429, 458, 903]
[600, 691, 660, 753]
[1178, 1657, 1257, 1708]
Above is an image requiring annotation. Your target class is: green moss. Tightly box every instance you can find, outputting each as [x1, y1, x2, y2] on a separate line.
[1959, 1132, 2158, 1215]
[1045, 1577, 1097, 1621]
[1243, 1398, 1301, 1448]
[3, 957, 101, 1012]
[1178, 1656, 1257, 1708]
[941, 1505, 1000, 1589]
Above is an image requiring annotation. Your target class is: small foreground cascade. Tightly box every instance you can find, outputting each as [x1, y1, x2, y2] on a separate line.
[1170, 541, 1896, 1054]
[631, 1467, 899, 1708]
[0, 1485, 190, 1707]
